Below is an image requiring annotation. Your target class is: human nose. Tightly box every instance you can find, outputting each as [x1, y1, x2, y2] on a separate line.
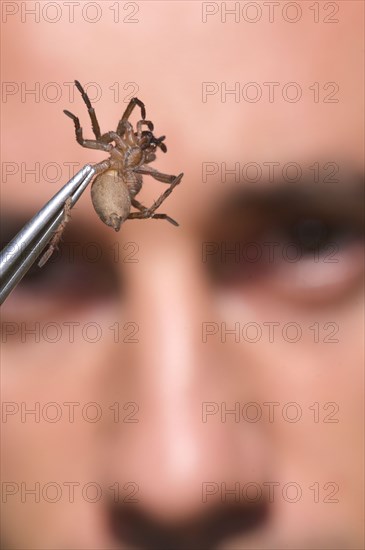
[102, 231, 270, 546]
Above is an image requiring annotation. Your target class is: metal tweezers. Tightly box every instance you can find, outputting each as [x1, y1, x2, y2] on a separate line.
[0, 164, 96, 305]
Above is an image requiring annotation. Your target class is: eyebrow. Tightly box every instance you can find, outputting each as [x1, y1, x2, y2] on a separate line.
[1, 171, 363, 245]
[215, 172, 365, 226]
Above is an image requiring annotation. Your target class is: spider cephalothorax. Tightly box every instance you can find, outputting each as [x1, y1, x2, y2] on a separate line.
[64, 80, 183, 231]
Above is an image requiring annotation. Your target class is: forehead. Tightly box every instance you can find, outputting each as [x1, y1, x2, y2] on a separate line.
[1, 1, 363, 214]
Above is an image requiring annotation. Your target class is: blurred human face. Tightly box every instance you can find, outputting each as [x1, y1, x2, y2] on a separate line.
[1, 1, 364, 549]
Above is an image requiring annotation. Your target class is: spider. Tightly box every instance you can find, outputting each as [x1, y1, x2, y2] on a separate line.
[38, 80, 183, 266]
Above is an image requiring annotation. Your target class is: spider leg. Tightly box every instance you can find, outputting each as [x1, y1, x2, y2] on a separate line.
[136, 120, 154, 138]
[144, 153, 157, 164]
[127, 211, 179, 226]
[124, 123, 139, 147]
[131, 198, 146, 211]
[93, 158, 113, 174]
[98, 131, 121, 145]
[38, 197, 72, 267]
[130, 198, 179, 226]
[116, 98, 146, 136]
[100, 122, 136, 147]
[149, 213, 179, 226]
[145, 172, 183, 212]
[95, 131, 126, 148]
[64, 110, 111, 151]
[134, 165, 176, 184]
[127, 173, 183, 226]
[74, 80, 101, 139]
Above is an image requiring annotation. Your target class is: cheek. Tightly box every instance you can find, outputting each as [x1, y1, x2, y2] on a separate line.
[2, 334, 110, 467]
[214, 283, 363, 444]
[1, 328, 121, 546]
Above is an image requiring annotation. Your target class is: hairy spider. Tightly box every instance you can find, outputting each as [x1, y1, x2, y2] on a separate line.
[38, 80, 183, 266]
[66, 80, 183, 230]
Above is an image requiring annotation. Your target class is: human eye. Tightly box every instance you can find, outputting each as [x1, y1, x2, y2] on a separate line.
[204, 180, 364, 304]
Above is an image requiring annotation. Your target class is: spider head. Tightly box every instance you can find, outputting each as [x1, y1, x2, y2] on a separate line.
[139, 130, 167, 153]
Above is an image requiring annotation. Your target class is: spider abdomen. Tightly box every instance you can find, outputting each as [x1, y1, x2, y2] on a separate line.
[91, 169, 131, 232]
